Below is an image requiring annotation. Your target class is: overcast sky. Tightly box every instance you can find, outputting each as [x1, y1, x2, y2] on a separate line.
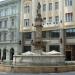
[0, 0, 4, 1]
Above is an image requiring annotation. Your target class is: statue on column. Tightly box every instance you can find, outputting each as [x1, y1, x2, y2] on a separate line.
[37, 2, 41, 16]
[32, 2, 43, 52]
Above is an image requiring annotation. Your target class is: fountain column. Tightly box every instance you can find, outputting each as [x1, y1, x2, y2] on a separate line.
[31, 0, 38, 52]
[59, 0, 65, 54]
[32, 2, 43, 54]
[32, 0, 38, 24]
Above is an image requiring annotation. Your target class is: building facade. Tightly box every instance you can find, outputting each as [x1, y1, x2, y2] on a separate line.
[0, 0, 21, 62]
[20, 0, 75, 61]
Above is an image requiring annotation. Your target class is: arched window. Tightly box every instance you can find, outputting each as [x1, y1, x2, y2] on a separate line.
[0, 49, 1, 60]
[3, 48, 6, 60]
[10, 48, 14, 60]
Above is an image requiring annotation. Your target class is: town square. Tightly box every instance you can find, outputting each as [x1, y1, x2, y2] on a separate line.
[0, 0, 75, 74]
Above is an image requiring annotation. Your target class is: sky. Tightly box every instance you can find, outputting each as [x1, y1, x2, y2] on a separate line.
[0, 0, 4, 1]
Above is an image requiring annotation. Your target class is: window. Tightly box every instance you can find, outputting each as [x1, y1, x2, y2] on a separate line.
[55, 2, 59, 10]
[24, 6, 30, 13]
[0, 21, 2, 28]
[65, 0, 72, 6]
[43, 17, 46, 25]
[43, 4, 46, 11]
[3, 32, 7, 41]
[55, 16, 59, 24]
[0, 10, 3, 16]
[49, 31, 51, 37]
[49, 17, 52, 24]
[50, 30, 60, 38]
[49, 45, 60, 52]
[11, 18, 15, 26]
[4, 20, 7, 28]
[49, 3, 52, 11]
[65, 13, 73, 22]
[42, 31, 46, 38]
[23, 46, 31, 52]
[24, 32, 31, 39]
[12, 6, 16, 14]
[24, 19, 29, 27]
[5, 8, 8, 16]
[11, 32, 14, 41]
[66, 28, 75, 37]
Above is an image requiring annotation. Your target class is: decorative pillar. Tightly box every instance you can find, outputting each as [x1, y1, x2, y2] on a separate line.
[52, 1, 55, 25]
[31, 0, 38, 51]
[46, 0, 48, 26]
[46, 31, 49, 52]
[32, 0, 38, 25]
[59, 0, 65, 54]
[32, 2, 43, 54]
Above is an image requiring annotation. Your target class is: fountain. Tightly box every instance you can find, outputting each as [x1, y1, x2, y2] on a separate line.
[13, 2, 65, 66]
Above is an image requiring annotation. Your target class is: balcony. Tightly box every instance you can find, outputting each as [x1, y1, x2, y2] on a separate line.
[0, 28, 8, 31]
[66, 37, 75, 44]
[0, 40, 18, 44]
[8, 27, 16, 31]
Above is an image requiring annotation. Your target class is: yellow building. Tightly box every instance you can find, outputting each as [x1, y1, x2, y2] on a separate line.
[20, 0, 75, 61]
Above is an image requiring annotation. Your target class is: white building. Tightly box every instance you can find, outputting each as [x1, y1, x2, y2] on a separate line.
[20, 0, 75, 61]
[0, 0, 21, 62]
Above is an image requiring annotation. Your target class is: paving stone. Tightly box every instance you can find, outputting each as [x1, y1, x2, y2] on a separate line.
[0, 72, 75, 75]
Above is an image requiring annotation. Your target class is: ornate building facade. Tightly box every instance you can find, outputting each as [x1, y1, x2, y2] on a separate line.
[20, 0, 75, 61]
[0, 0, 21, 62]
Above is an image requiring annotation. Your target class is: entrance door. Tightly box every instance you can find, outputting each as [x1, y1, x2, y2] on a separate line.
[10, 48, 14, 60]
[0, 49, 1, 60]
[3, 48, 6, 60]
[71, 45, 75, 60]
[65, 51, 71, 61]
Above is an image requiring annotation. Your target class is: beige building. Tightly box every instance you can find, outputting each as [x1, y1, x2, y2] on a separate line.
[20, 0, 75, 61]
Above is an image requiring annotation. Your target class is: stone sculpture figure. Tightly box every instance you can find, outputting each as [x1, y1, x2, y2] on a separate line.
[37, 2, 41, 15]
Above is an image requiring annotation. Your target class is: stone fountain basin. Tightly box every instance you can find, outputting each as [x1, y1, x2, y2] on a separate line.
[13, 51, 65, 66]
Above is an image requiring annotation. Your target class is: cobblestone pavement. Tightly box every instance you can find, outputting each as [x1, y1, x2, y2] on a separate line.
[0, 72, 75, 75]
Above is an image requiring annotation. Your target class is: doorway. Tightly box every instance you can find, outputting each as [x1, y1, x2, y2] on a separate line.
[10, 48, 14, 60]
[0, 49, 1, 60]
[65, 51, 71, 61]
[3, 48, 6, 60]
[65, 45, 75, 61]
